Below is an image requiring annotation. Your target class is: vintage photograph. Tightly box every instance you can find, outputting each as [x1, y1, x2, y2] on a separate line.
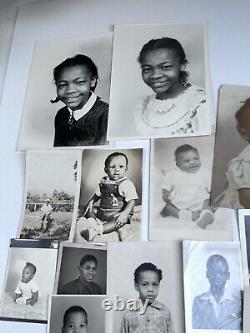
[54, 242, 107, 295]
[107, 241, 184, 333]
[18, 150, 81, 241]
[183, 241, 243, 332]
[48, 295, 106, 333]
[75, 147, 143, 243]
[243, 288, 250, 333]
[211, 85, 250, 209]
[238, 209, 250, 287]
[0, 239, 58, 323]
[149, 136, 233, 241]
[17, 33, 112, 150]
[108, 22, 211, 140]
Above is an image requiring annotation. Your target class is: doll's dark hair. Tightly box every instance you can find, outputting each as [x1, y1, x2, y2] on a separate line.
[51, 54, 98, 103]
[138, 37, 189, 85]
[174, 144, 199, 161]
[134, 262, 163, 283]
[63, 306, 88, 326]
[104, 152, 129, 168]
[25, 262, 37, 275]
[80, 254, 98, 267]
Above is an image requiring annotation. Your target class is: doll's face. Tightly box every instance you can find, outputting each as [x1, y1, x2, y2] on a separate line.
[176, 150, 201, 173]
[140, 48, 185, 99]
[56, 65, 96, 111]
[105, 155, 128, 181]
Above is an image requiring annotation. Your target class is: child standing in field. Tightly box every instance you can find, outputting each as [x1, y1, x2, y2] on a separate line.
[80, 152, 138, 242]
[215, 99, 250, 208]
[120, 262, 174, 333]
[52, 54, 109, 146]
[161, 144, 214, 228]
[14, 262, 38, 306]
[135, 37, 208, 137]
[40, 198, 53, 230]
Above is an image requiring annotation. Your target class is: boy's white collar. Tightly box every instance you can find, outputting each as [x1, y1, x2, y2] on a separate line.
[68, 92, 97, 121]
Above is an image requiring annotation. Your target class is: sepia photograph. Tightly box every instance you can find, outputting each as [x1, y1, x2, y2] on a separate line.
[0, 239, 58, 323]
[75, 147, 143, 243]
[149, 136, 233, 241]
[108, 22, 211, 141]
[107, 241, 184, 333]
[48, 295, 106, 333]
[183, 241, 243, 332]
[238, 209, 250, 287]
[17, 33, 112, 150]
[54, 242, 107, 295]
[17, 150, 82, 241]
[211, 85, 250, 209]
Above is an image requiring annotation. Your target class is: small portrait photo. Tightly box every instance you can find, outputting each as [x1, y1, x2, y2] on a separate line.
[0, 239, 58, 323]
[211, 85, 250, 209]
[243, 288, 250, 333]
[54, 242, 107, 295]
[108, 22, 211, 141]
[18, 150, 82, 241]
[48, 295, 106, 333]
[183, 241, 243, 332]
[17, 33, 112, 150]
[149, 136, 233, 241]
[107, 241, 184, 333]
[238, 209, 250, 287]
[75, 147, 143, 243]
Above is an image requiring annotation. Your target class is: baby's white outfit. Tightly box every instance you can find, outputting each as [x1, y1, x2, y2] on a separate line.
[162, 167, 211, 211]
[15, 279, 38, 305]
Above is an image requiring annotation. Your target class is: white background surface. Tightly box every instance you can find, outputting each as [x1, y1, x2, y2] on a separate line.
[0, 0, 250, 332]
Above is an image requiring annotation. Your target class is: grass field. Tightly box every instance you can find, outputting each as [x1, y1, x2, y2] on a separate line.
[20, 211, 73, 240]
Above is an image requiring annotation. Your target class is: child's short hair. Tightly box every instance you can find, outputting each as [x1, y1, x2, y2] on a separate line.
[63, 305, 88, 326]
[235, 98, 250, 122]
[53, 54, 99, 90]
[206, 254, 229, 271]
[104, 152, 128, 168]
[174, 144, 199, 160]
[80, 254, 98, 267]
[25, 262, 37, 275]
[137, 37, 188, 85]
[134, 262, 163, 283]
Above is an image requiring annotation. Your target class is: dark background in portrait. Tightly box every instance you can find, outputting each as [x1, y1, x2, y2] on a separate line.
[245, 215, 250, 273]
[79, 148, 143, 207]
[211, 85, 250, 200]
[49, 295, 105, 333]
[57, 247, 107, 294]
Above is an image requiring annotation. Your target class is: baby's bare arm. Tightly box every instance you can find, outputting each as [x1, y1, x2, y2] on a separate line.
[115, 199, 136, 228]
[26, 291, 38, 306]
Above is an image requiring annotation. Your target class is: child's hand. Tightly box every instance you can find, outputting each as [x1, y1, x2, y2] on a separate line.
[114, 212, 129, 228]
[192, 210, 201, 221]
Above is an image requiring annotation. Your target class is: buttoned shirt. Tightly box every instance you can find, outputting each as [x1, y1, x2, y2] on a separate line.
[192, 288, 242, 330]
[120, 300, 174, 333]
[60, 277, 102, 295]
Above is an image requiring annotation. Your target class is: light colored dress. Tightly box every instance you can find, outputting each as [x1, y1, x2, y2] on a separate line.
[135, 84, 209, 138]
[216, 145, 250, 209]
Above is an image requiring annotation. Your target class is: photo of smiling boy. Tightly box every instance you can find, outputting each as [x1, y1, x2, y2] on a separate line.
[60, 254, 102, 295]
[120, 262, 174, 333]
[62, 305, 88, 333]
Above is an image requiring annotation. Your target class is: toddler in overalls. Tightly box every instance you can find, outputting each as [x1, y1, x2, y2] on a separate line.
[80, 152, 138, 241]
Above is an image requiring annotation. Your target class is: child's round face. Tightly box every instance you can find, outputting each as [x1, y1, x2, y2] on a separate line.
[176, 150, 201, 173]
[79, 260, 97, 283]
[135, 270, 160, 304]
[105, 155, 128, 181]
[63, 311, 87, 333]
[56, 65, 96, 111]
[206, 260, 230, 289]
[140, 48, 184, 98]
[22, 266, 34, 283]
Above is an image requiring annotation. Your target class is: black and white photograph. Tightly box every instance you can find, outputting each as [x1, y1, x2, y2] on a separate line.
[0, 239, 58, 323]
[108, 22, 211, 141]
[149, 136, 233, 241]
[238, 209, 250, 287]
[54, 242, 107, 295]
[48, 295, 106, 333]
[107, 241, 184, 333]
[183, 241, 243, 332]
[17, 33, 112, 150]
[17, 150, 81, 241]
[211, 85, 250, 209]
[75, 147, 144, 243]
[243, 288, 250, 333]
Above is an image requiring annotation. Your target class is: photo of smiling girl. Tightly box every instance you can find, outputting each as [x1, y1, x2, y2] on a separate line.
[108, 23, 211, 140]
